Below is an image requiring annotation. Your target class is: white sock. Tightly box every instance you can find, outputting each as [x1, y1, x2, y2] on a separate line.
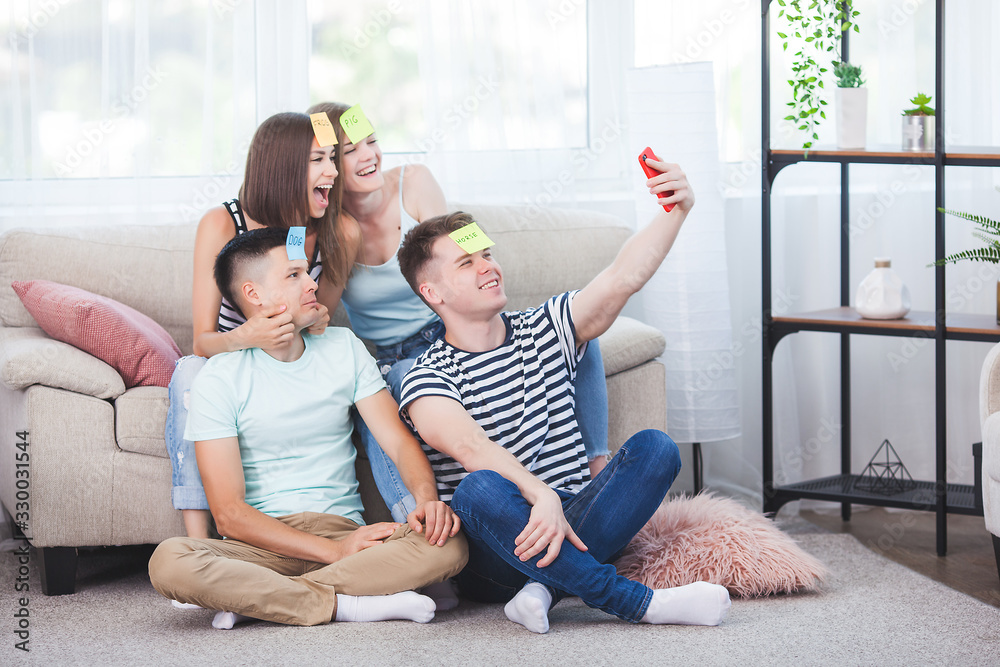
[170, 599, 202, 610]
[504, 582, 553, 634]
[334, 592, 435, 623]
[640, 582, 731, 626]
[420, 580, 459, 611]
[212, 610, 254, 630]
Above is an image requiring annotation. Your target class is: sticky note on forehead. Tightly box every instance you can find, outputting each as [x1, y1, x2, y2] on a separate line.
[310, 112, 338, 147]
[286, 227, 307, 261]
[339, 104, 375, 144]
[449, 222, 493, 254]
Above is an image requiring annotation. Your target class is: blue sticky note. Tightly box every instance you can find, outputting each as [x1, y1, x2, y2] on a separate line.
[286, 226, 307, 261]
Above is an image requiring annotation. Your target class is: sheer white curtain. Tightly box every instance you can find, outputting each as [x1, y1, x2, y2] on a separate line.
[1, 0, 268, 231]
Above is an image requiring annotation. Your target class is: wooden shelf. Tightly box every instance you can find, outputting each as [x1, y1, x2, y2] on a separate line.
[770, 307, 1000, 342]
[768, 145, 1000, 169]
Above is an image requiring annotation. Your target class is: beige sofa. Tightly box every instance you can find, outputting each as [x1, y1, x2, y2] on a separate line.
[979, 341, 1000, 580]
[0, 204, 667, 595]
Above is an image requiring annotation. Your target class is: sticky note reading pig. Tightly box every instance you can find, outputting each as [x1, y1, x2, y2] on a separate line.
[310, 112, 338, 147]
[449, 222, 493, 255]
[339, 104, 375, 144]
[286, 226, 307, 261]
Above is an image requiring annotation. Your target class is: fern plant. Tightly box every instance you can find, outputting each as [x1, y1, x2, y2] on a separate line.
[776, 0, 860, 151]
[930, 207, 1000, 266]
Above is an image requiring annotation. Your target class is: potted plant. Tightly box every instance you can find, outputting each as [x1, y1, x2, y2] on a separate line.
[776, 0, 860, 152]
[929, 189, 1000, 322]
[834, 61, 866, 149]
[902, 92, 935, 151]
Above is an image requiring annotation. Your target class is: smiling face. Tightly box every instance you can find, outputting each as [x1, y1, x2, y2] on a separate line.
[339, 133, 383, 194]
[308, 136, 338, 219]
[250, 247, 321, 330]
[420, 236, 507, 320]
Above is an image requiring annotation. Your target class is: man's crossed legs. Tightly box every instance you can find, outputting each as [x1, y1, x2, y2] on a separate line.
[449, 430, 731, 633]
[149, 512, 467, 627]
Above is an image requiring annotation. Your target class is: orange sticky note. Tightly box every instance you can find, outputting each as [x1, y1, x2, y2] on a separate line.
[449, 222, 493, 254]
[339, 104, 375, 144]
[310, 112, 338, 147]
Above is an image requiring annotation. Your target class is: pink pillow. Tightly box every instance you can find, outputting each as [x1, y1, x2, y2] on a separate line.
[12, 280, 181, 388]
[615, 492, 827, 597]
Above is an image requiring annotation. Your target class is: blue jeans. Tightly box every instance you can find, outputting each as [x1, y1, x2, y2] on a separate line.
[449, 430, 680, 622]
[165, 355, 210, 510]
[358, 322, 611, 522]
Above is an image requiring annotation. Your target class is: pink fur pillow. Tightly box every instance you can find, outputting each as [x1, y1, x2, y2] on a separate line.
[615, 493, 827, 597]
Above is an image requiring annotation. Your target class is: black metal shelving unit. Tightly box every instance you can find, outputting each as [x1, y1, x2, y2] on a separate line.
[760, 0, 1000, 555]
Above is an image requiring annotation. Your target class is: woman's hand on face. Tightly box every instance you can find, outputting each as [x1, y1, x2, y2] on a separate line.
[305, 303, 330, 336]
[231, 304, 295, 351]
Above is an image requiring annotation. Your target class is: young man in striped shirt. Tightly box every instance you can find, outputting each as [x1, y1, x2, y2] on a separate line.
[396, 159, 731, 633]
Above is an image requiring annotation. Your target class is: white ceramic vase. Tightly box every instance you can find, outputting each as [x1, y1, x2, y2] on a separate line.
[836, 87, 868, 149]
[856, 258, 911, 320]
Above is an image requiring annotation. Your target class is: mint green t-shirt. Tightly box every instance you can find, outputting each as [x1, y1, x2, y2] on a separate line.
[184, 328, 386, 524]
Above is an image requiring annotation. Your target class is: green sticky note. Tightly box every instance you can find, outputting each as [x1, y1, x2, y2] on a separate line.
[449, 222, 494, 254]
[339, 104, 375, 144]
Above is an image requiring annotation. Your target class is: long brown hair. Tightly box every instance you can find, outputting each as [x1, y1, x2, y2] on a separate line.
[238, 111, 352, 287]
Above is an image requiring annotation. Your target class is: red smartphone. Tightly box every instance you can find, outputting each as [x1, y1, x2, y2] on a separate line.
[639, 147, 674, 212]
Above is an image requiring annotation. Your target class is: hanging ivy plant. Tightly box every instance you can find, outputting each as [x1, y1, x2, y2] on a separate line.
[776, 0, 860, 151]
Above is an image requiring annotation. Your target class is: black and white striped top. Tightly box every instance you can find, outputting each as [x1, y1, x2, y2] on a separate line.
[216, 199, 324, 332]
[399, 292, 591, 503]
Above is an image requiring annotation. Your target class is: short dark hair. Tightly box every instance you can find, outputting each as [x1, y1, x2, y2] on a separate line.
[398, 211, 480, 304]
[214, 227, 289, 314]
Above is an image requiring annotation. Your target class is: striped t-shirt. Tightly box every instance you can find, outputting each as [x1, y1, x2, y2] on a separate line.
[399, 291, 591, 503]
[216, 198, 324, 332]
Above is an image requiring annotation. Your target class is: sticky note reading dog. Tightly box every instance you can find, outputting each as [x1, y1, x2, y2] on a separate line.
[449, 222, 493, 255]
[286, 226, 307, 261]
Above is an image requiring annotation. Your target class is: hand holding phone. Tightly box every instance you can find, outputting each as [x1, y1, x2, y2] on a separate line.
[639, 147, 674, 212]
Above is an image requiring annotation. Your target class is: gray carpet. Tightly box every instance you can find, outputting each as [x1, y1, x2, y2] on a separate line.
[2, 515, 999, 666]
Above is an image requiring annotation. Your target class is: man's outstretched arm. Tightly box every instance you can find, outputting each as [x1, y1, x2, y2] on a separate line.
[195, 437, 398, 563]
[571, 159, 695, 345]
[355, 389, 461, 546]
[406, 395, 587, 567]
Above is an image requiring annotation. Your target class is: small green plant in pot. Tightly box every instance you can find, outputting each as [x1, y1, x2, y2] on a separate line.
[929, 190, 1000, 322]
[776, 0, 860, 152]
[833, 61, 866, 149]
[902, 93, 935, 151]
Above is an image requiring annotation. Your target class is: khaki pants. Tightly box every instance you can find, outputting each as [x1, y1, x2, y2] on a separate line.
[148, 512, 468, 626]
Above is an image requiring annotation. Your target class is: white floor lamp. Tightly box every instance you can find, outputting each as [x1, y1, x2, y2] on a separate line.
[626, 62, 741, 492]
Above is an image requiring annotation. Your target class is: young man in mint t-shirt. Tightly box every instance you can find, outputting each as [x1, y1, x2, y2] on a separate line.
[149, 228, 467, 628]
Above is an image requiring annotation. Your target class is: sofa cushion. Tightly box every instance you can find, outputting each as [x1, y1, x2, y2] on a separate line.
[115, 386, 170, 458]
[598, 316, 666, 376]
[0, 327, 126, 399]
[12, 280, 181, 388]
